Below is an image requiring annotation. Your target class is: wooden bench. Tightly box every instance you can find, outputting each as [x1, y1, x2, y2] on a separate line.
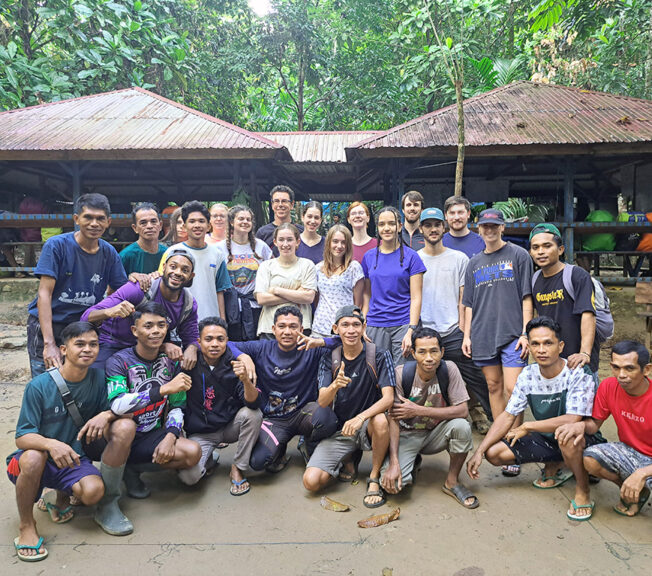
[635, 281, 652, 349]
[576, 251, 652, 279]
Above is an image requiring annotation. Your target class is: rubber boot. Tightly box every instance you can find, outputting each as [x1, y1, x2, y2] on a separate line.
[123, 465, 151, 499]
[94, 462, 133, 536]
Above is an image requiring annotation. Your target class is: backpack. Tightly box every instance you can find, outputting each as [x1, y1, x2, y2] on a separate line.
[532, 265, 614, 342]
[331, 342, 379, 387]
[400, 360, 451, 406]
[137, 277, 195, 325]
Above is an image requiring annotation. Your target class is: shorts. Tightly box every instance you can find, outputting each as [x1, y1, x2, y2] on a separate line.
[474, 337, 528, 368]
[6, 450, 100, 499]
[306, 421, 371, 478]
[503, 431, 605, 464]
[26, 314, 68, 378]
[584, 441, 652, 489]
[128, 428, 170, 464]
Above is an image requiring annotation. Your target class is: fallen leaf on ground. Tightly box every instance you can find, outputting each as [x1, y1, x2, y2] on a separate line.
[357, 507, 400, 528]
[320, 496, 350, 512]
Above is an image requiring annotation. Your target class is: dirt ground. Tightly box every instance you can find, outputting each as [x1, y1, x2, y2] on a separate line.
[0, 281, 650, 575]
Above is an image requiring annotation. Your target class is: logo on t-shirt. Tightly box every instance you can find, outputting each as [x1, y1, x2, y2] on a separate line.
[273, 366, 292, 376]
[621, 410, 645, 423]
[473, 260, 515, 285]
[536, 289, 565, 306]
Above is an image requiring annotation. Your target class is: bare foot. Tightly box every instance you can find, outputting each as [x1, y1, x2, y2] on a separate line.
[230, 466, 250, 496]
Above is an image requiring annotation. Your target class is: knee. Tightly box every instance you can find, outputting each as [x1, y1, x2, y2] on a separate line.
[185, 441, 202, 467]
[302, 467, 325, 492]
[79, 476, 105, 505]
[249, 445, 269, 471]
[485, 444, 508, 466]
[18, 450, 48, 476]
[485, 378, 503, 394]
[109, 418, 137, 444]
[583, 456, 601, 474]
[559, 437, 584, 458]
[311, 407, 338, 441]
[368, 414, 389, 437]
[178, 465, 202, 486]
[240, 407, 263, 428]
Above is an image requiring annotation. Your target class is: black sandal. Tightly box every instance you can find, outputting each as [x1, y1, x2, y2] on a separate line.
[363, 477, 386, 509]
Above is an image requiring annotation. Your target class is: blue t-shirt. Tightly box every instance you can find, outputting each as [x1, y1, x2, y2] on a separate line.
[28, 232, 128, 324]
[296, 237, 326, 265]
[442, 231, 485, 259]
[11, 368, 109, 460]
[361, 246, 426, 327]
[119, 242, 167, 275]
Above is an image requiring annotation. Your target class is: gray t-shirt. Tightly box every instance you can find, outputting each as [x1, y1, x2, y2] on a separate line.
[418, 248, 468, 337]
[462, 242, 533, 361]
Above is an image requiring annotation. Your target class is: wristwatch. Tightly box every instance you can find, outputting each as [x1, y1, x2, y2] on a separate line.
[408, 325, 418, 330]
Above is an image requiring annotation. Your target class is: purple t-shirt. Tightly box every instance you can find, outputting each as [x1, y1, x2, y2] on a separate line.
[442, 231, 485, 259]
[81, 279, 199, 349]
[362, 246, 426, 327]
[296, 237, 325, 265]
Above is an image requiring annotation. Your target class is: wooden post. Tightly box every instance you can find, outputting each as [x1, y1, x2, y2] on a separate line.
[564, 161, 575, 263]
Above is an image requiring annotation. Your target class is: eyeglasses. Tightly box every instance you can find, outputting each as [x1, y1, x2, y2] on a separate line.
[272, 199, 292, 205]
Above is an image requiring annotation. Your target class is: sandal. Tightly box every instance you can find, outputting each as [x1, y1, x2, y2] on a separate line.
[502, 464, 521, 477]
[14, 536, 48, 562]
[363, 477, 386, 509]
[532, 468, 574, 489]
[42, 490, 74, 524]
[338, 450, 362, 483]
[230, 477, 250, 496]
[614, 486, 650, 517]
[442, 483, 480, 509]
[567, 499, 595, 521]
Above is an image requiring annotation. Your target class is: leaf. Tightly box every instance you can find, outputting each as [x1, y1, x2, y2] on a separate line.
[5, 67, 19, 89]
[134, 0, 142, 11]
[7, 41, 17, 60]
[320, 496, 350, 512]
[446, 37, 453, 50]
[77, 69, 97, 79]
[357, 508, 400, 528]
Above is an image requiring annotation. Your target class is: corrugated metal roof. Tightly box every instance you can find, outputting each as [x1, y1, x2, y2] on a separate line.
[350, 81, 652, 155]
[0, 87, 290, 160]
[260, 131, 378, 162]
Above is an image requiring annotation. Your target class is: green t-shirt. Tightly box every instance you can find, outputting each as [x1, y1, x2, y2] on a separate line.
[10, 368, 109, 460]
[119, 241, 167, 275]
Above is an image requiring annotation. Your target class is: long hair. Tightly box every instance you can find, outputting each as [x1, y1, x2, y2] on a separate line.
[322, 224, 353, 278]
[226, 205, 261, 263]
[163, 207, 184, 244]
[374, 206, 404, 269]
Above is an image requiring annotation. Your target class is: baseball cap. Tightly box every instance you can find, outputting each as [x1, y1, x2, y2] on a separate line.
[529, 223, 562, 242]
[420, 207, 445, 222]
[477, 208, 505, 225]
[166, 248, 196, 270]
[334, 305, 365, 325]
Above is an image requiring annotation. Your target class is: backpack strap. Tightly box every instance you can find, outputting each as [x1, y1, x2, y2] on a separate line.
[179, 288, 195, 324]
[365, 341, 378, 388]
[331, 345, 342, 378]
[436, 361, 451, 407]
[136, 277, 162, 309]
[47, 367, 85, 429]
[401, 360, 418, 399]
[531, 268, 542, 291]
[561, 264, 576, 301]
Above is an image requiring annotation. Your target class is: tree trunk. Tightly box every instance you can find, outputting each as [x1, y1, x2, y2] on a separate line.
[646, 7, 652, 99]
[297, 54, 305, 131]
[454, 79, 465, 197]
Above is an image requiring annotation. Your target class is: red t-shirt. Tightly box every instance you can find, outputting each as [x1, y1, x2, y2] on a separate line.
[352, 238, 377, 264]
[593, 377, 652, 457]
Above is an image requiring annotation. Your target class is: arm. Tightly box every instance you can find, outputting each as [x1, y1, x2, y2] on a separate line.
[342, 386, 394, 437]
[362, 278, 371, 317]
[505, 414, 582, 445]
[515, 295, 534, 358]
[462, 306, 473, 358]
[457, 287, 465, 333]
[317, 360, 350, 408]
[82, 283, 138, 324]
[217, 290, 226, 320]
[269, 285, 316, 305]
[36, 276, 61, 369]
[232, 360, 260, 407]
[16, 432, 81, 469]
[467, 410, 517, 479]
[381, 416, 402, 494]
[353, 278, 364, 308]
[567, 311, 596, 369]
[255, 290, 290, 306]
[555, 417, 604, 446]
[390, 398, 468, 423]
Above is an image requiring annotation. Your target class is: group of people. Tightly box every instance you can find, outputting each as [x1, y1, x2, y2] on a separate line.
[8, 188, 651, 563]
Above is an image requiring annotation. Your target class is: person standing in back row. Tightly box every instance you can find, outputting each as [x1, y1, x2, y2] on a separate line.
[442, 196, 485, 259]
[400, 190, 425, 251]
[256, 185, 304, 257]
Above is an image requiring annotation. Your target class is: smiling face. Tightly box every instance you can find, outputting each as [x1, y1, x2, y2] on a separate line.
[271, 191, 293, 222]
[131, 313, 168, 351]
[421, 219, 445, 246]
[74, 206, 110, 241]
[445, 204, 471, 232]
[162, 255, 194, 291]
[528, 326, 564, 368]
[333, 316, 364, 347]
[347, 205, 369, 231]
[274, 227, 299, 257]
[272, 313, 302, 351]
[377, 210, 400, 244]
[132, 208, 161, 242]
[199, 324, 228, 363]
[610, 352, 651, 394]
[478, 222, 504, 244]
[184, 211, 210, 241]
[302, 206, 322, 233]
[529, 233, 563, 269]
[329, 231, 347, 260]
[210, 205, 228, 233]
[232, 209, 253, 235]
[403, 199, 422, 224]
[61, 331, 99, 368]
[413, 336, 443, 376]
[176, 216, 188, 241]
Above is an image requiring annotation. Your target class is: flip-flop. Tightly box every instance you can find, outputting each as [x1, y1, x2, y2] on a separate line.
[338, 450, 363, 483]
[42, 490, 74, 524]
[363, 477, 386, 509]
[533, 468, 574, 489]
[14, 536, 48, 562]
[230, 477, 250, 496]
[442, 484, 480, 509]
[502, 464, 521, 477]
[614, 486, 650, 517]
[567, 499, 595, 521]
[265, 454, 291, 474]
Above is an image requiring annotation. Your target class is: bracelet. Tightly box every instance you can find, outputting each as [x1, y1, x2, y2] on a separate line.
[357, 415, 365, 423]
[580, 351, 591, 359]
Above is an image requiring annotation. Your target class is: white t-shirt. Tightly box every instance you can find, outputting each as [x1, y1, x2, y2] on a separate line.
[418, 248, 468, 337]
[216, 238, 273, 308]
[313, 260, 364, 335]
[254, 257, 318, 334]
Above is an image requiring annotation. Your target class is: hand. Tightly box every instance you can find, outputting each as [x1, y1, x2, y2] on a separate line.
[332, 361, 351, 390]
[129, 272, 154, 292]
[48, 440, 81, 469]
[566, 352, 589, 370]
[152, 433, 176, 465]
[462, 336, 472, 359]
[466, 451, 483, 480]
[620, 470, 647, 504]
[389, 397, 421, 421]
[554, 421, 586, 446]
[237, 354, 257, 385]
[401, 328, 413, 358]
[268, 286, 278, 296]
[160, 372, 192, 396]
[515, 335, 529, 359]
[504, 424, 529, 447]
[43, 341, 63, 370]
[297, 332, 324, 351]
[162, 342, 183, 362]
[363, 330, 372, 344]
[342, 415, 364, 437]
[181, 345, 198, 370]
[231, 360, 251, 385]
[78, 412, 110, 443]
[107, 300, 135, 319]
[381, 461, 403, 494]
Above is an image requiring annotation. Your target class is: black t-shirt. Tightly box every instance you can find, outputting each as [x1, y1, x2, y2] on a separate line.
[317, 344, 395, 426]
[532, 265, 599, 371]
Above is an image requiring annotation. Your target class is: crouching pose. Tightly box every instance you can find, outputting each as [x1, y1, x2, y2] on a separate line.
[106, 302, 201, 499]
[556, 340, 652, 518]
[178, 317, 262, 495]
[303, 306, 394, 508]
[466, 316, 604, 520]
[380, 327, 478, 509]
[7, 322, 136, 562]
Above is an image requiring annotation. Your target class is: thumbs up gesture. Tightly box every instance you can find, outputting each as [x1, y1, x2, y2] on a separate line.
[333, 361, 351, 390]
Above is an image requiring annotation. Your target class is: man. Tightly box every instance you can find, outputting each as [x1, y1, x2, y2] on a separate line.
[556, 340, 652, 519]
[178, 317, 263, 496]
[400, 190, 425, 250]
[26, 193, 128, 377]
[119, 202, 167, 275]
[303, 306, 394, 508]
[82, 248, 199, 369]
[235, 305, 338, 472]
[159, 200, 232, 321]
[255, 185, 304, 256]
[417, 207, 492, 429]
[381, 327, 478, 509]
[529, 223, 599, 381]
[106, 302, 201, 498]
[467, 317, 604, 519]
[442, 195, 485, 259]
[7, 322, 137, 562]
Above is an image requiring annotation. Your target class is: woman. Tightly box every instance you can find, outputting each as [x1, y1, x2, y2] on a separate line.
[255, 224, 317, 338]
[312, 225, 364, 338]
[361, 206, 425, 365]
[296, 201, 325, 264]
[163, 207, 187, 246]
[217, 205, 273, 340]
[206, 203, 228, 244]
[347, 202, 377, 263]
